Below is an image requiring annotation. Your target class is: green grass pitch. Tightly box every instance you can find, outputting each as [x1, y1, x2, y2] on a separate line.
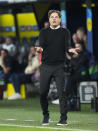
[0, 97, 98, 131]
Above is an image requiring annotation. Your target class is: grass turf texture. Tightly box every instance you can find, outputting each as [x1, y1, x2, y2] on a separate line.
[0, 97, 98, 131]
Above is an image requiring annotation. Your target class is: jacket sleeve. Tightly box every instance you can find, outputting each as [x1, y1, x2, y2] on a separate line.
[65, 29, 72, 52]
[39, 29, 45, 49]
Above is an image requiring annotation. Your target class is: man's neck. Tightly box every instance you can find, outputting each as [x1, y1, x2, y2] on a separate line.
[50, 25, 60, 30]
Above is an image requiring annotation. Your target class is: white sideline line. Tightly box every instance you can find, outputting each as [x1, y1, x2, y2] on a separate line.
[0, 124, 93, 131]
[5, 119, 79, 123]
[5, 119, 57, 123]
[5, 119, 35, 122]
[6, 119, 16, 121]
[24, 120, 35, 122]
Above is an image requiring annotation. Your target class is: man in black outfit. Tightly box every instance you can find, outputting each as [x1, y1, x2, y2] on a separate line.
[35, 10, 79, 126]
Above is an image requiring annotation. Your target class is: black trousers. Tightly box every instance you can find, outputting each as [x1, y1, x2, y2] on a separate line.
[40, 63, 68, 120]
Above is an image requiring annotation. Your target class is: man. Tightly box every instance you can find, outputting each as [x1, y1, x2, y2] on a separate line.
[76, 27, 87, 49]
[44, 21, 49, 28]
[25, 46, 40, 74]
[0, 49, 21, 100]
[66, 41, 90, 97]
[2, 36, 16, 56]
[35, 10, 79, 126]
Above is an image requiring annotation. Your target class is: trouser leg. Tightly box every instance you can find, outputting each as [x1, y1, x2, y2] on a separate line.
[10, 73, 20, 93]
[40, 65, 52, 116]
[54, 65, 68, 120]
[4, 73, 20, 93]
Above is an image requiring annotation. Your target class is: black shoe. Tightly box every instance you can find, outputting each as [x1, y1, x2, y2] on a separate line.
[57, 119, 68, 126]
[42, 115, 49, 125]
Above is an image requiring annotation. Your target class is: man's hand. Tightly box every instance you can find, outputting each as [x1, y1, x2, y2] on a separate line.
[68, 48, 80, 55]
[35, 47, 43, 53]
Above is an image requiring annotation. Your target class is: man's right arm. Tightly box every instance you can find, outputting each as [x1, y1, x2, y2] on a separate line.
[1, 57, 12, 74]
[1, 64, 11, 74]
[35, 29, 45, 53]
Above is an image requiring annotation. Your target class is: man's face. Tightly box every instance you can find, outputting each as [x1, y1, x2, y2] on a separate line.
[5, 38, 12, 45]
[49, 12, 61, 28]
[76, 30, 84, 40]
[30, 47, 36, 55]
[44, 22, 49, 28]
[72, 34, 78, 44]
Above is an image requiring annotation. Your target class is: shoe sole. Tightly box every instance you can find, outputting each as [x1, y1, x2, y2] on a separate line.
[57, 123, 68, 126]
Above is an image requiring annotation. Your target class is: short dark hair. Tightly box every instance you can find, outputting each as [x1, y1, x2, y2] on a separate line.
[77, 27, 86, 34]
[48, 10, 61, 18]
[0, 48, 9, 54]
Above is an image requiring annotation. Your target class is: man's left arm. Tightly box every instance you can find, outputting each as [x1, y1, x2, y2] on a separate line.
[66, 29, 72, 51]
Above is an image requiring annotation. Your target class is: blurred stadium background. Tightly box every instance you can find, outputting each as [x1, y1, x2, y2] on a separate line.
[0, 0, 98, 131]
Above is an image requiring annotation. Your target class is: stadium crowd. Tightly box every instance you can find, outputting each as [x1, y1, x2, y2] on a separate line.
[0, 35, 40, 100]
[0, 25, 97, 101]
